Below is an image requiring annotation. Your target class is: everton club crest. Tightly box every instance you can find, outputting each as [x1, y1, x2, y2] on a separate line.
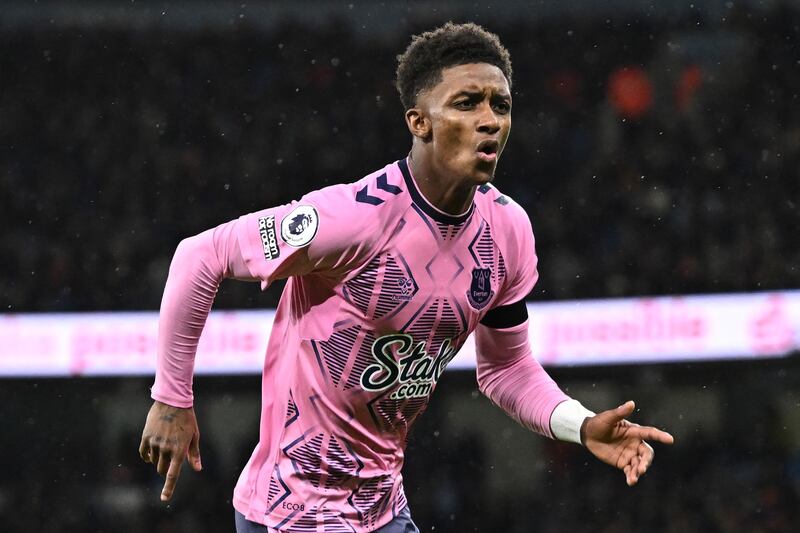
[467, 268, 494, 310]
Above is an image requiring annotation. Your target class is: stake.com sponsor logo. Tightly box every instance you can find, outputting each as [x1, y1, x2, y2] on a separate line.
[359, 334, 459, 400]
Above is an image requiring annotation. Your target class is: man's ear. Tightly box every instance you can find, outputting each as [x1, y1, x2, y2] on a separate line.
[405, 108, 432, 141]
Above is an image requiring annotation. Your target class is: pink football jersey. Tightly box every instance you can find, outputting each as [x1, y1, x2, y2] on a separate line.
[226, 158, 540, 531]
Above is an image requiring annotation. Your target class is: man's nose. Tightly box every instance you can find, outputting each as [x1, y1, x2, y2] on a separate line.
[476, 103, 501, 134]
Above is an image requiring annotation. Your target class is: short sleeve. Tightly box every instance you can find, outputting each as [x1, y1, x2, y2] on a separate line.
[236, 182, 371, 288]
[492, 204, 539, 308]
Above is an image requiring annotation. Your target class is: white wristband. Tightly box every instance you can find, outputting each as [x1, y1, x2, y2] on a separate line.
[550, 399, 595, 445]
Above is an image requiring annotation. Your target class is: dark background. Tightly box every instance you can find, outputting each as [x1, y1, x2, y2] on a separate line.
[1, 1, 798, 531]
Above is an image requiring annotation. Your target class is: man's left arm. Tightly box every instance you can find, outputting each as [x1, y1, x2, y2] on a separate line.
[475, 301, 674, 485]
[475, 301, 570, 439]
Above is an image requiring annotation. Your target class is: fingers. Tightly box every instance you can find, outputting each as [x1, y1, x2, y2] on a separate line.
[139, 438, 151, 464]
[140, 434, 190, 501]
[140, 403, 202, 502]
[616, 400, 636, 418]
[624, 450, 644, 486]
[161, 455, 184, 502]
[624, 441, 655, 486]
[613, 402, 673, 444]
[601, 400, 636, 425]
[188, 431, 202, 472]
[628, 425, 675, 445]
[614, 400, 635, 417]
[156, 446, 170, 477]
[625, 456, 640, 486]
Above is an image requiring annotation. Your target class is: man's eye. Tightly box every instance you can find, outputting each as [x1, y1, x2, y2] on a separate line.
[494, 102, 511, 113]
[454, 100, 474, 109]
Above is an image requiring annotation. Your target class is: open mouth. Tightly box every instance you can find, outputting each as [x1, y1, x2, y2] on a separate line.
[476, 140, 499, 162]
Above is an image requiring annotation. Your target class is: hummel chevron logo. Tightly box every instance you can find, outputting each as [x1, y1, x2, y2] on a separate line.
[376, 174, 402, 194]
[356, 174, 402, 205]
[356, 185, 384, 205]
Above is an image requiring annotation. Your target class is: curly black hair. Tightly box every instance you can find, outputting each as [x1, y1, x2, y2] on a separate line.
[395, 22, 513, 110]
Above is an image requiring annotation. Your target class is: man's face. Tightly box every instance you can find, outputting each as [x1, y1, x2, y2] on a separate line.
[413, 63, 512, 185]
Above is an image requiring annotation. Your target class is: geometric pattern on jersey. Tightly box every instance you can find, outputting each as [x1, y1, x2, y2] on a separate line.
[366, 388, 430, 436]
[408, 206, 472, 321]
[435, 219, 466, 241]
[344, 256, 379, 315]
[316, 326, 378, 391]
[322, 509, 357, 533]
[323, 436, 363, 490]
[497, 251, 506, 282]
[405, 297, 463, 356]
[468, 220, 507, 286]
[347, 474, 396, 530]
[266, 464, 292, 513]
[394, 489, 407, 517]
[284, 432, 325, 488]
[345, 328, 376, 390]
[343, 251, 417, 321]
[285, 389, 299, 427]
[282, 433, 363, 490]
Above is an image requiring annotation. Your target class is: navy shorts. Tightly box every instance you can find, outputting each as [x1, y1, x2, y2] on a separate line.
[235, 507, 419, 533]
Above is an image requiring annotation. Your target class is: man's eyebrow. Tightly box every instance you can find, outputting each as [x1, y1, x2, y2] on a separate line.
[450, 88, 512, 99]
[450, 89, 482, 98]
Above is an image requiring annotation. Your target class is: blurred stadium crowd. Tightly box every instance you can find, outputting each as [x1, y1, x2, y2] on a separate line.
[2, 4, 798, 312]
[2, 2, 799, 532]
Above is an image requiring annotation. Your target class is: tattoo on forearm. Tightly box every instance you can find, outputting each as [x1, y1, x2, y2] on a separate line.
[160, 413, 177, 423]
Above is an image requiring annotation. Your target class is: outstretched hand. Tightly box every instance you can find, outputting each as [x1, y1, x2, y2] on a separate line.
[582, 400, 673, 486]
[139, 400, 203, 501]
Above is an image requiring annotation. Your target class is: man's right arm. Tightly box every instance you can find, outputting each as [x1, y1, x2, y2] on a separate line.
[149, 182, 369, 407]
[150, 221, 254, 407]
[140, 181, 370, 501]
[140, 219, 253, 501]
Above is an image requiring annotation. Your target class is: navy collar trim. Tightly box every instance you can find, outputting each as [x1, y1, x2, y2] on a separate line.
[397, 158, 474, 226]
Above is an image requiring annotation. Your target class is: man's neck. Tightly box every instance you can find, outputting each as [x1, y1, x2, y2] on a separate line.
[407, 149, 476, 216]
